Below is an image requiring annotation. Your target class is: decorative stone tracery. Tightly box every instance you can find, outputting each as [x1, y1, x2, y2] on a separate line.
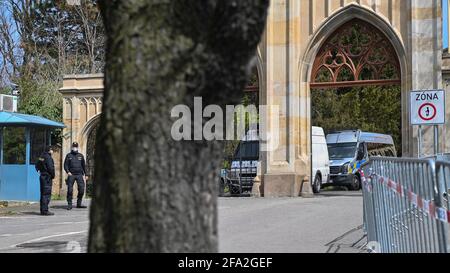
[311, 19, 401, 89]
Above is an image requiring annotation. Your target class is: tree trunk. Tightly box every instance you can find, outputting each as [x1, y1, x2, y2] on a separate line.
[89, 0, 269, 253]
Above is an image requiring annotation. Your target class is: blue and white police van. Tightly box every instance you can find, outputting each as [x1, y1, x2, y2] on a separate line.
[325, 130, 397, 191]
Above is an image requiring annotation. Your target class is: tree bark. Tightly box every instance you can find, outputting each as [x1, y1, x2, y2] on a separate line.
[89, 0, 269, 253]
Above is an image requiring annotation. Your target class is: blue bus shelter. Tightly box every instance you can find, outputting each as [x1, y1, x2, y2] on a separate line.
[0, 111, 65, 201]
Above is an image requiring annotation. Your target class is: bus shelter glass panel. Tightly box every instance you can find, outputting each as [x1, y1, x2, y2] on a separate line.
[0, 127, 28, 201]
[30, 128, 48, 164]
[3, 127, 26, 165]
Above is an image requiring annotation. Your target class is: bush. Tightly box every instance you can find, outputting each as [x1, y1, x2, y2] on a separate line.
[312, 85, 402, 156]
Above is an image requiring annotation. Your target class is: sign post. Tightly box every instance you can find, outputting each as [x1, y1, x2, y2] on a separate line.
[418, 125, 422, 157]
[410, 90, 446, 157]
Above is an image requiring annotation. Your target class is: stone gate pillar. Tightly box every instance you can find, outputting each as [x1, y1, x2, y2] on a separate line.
[410, 0, 444, 156]
[261, 0, 311, 197]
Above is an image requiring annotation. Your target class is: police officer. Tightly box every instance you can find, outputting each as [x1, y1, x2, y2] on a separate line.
[64, 142, 88, 210]
[35, 146, 55, 216]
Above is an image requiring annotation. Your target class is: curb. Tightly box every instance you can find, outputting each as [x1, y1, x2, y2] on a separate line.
[0, 201, 35, 209]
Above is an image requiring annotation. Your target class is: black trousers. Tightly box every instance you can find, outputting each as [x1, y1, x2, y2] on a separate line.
[67, 175, 85, 206]
[39, 175, 53, 213]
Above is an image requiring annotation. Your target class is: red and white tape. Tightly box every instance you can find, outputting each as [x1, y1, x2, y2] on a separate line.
[368, 174, 450, 224]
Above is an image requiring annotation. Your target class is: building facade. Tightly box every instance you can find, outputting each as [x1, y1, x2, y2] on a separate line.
[60, 1, 450, 197]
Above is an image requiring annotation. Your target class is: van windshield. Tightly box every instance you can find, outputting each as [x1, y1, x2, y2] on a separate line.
[234, 141, 259, 159]
[327, 143, 357, 159]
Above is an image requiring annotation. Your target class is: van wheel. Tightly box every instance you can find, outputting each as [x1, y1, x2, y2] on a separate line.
[348, 176, 361, 191]
[218, 179, 226, 196]
[312, 174, 322, 194]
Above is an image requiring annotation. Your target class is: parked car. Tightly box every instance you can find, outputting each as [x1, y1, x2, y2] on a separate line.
[325, 130, 396, 191]
[311, 126, 330, 194]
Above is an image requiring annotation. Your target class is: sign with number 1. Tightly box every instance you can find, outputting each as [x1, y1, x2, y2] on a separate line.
[410, 90, 445, 125]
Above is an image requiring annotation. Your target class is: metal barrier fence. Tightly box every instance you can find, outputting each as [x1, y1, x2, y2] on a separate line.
[362, 157, 450, 253]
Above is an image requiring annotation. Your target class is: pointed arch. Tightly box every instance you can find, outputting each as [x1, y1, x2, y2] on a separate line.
[310, 18, 401, 89]
[299, 3, 411, 156]
[80, 113, 101, 156]
[300, 4, 407, 87]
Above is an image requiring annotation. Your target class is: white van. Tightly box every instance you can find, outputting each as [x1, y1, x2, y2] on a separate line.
[311, 126, 330, 194]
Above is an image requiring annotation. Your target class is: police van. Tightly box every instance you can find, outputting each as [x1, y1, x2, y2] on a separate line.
[325, 130, 397, 191]
[220, 130, 259, 196]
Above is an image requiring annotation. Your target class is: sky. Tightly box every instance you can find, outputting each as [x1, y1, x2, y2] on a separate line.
[444, 0, 449, 49]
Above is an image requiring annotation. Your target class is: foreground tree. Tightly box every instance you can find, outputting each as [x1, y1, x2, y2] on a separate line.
[89, 1, 269, 252]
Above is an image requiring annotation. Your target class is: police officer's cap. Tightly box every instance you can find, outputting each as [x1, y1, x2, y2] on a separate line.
[72, 142, 79, 148]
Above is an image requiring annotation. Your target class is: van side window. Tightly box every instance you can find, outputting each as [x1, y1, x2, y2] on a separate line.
[385, 147, 396, 157]
[385, 149, 393, 157]
[235, 141, 260, 159]
[366, 143, 396, 157]
[357, 144, 365, 159]
[367, 143, 379, 157]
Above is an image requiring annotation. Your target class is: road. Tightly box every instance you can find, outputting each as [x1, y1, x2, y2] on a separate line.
[0, 191, 365, 253]
[218, 191, 366, 253]
[0, 201, 89, 253]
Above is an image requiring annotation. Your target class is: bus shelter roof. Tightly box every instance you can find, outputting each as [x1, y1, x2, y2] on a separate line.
[0, 111, 65, 128]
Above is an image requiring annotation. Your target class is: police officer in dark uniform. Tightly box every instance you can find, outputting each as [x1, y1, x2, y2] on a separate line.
[64, 142, 88, 210]
[35, 146, 55, 216]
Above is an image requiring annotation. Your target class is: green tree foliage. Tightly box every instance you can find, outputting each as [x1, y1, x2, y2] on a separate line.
[0, 0, 104, 145]
[17, 79, 62, 122]
[8, 0, 104, 79]
[2, 127, 26, 164]
[312, 85, 402, 155]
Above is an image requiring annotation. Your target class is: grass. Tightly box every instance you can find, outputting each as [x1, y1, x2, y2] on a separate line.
[51, 194, 65, 201]
[0, 210, 19, 216]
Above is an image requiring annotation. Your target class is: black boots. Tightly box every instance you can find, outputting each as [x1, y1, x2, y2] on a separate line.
[76, 199, 87, 209]
[41, 211, 55, 216]
[67, 203, 87, 210]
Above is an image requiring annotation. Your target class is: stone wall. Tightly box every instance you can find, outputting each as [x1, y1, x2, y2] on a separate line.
[440, 52, 450, 154]
[51, 145, 63, 197]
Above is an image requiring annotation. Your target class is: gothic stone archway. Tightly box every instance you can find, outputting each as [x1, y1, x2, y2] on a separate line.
[310, 19, 402, 154]
[85, 117, 100, 196]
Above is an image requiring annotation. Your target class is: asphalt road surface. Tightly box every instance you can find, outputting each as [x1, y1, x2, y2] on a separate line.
[218, 191, 366, 253]
[0, 191, 365, 253]
[0, 201, 89, 253]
